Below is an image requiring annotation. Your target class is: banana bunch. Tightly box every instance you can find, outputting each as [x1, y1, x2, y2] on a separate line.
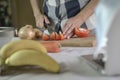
[0, 40, 60, 73]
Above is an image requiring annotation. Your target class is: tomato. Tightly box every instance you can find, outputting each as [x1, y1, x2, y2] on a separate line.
[74, 27, 90, 37]
[42, 31, 65, 41]
[59, 31, 64, 40]
[55, 32, 61, 40]
[42, 33, 49, 41]
[50, 32, 56, 40]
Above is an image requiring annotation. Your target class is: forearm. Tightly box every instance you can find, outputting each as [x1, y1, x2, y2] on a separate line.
[76, 0, 99, 23]
[30, 0, 42, 18]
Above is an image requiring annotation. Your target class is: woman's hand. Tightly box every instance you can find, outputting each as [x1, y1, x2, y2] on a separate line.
[63, 15, 83, 39]
[35, 14, 50, 28]
[62, 0, 99, 39]
[30, 0, 50, 28]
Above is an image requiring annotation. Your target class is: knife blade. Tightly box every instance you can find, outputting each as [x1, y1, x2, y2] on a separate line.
[44, 23, 55, 34]
[38, 27, 49, 35]
[37, 23, 55, 35]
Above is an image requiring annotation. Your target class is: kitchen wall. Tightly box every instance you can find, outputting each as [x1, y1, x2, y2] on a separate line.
[0, 0, 43, 29]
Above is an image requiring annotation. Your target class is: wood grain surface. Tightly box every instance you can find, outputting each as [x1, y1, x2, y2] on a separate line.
[59, 36, 96, 47]
[40, 36, 96, 47]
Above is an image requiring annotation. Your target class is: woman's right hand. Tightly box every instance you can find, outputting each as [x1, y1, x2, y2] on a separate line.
[35, 14, 50, 28]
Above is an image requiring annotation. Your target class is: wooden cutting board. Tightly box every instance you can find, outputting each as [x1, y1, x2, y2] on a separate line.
[58, 36, 96, 47]
[40, 36, 96, 47]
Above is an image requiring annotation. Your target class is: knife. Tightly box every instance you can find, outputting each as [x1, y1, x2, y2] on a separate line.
[37, 23, 54, 35]
[38, 23, 60, 35]
[44, 23, 55, 34]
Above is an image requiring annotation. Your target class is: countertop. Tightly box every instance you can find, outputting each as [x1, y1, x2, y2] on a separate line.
[1, 38, 120, 80]
[0, 47, 120, 80]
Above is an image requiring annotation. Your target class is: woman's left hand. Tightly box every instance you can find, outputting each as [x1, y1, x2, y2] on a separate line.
[63, 16, 83, 39]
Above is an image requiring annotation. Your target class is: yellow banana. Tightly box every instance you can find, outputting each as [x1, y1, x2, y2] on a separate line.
[5, 49, 60, 73]
[0, 39, 47, 65]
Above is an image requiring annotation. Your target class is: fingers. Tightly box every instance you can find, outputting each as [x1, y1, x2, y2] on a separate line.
[36, 15, 44, 28]
[36, 20, 44, 28]
[63, 23, 75, 38]
[44, 15, 50, 24]
[36, 15, 50, 28]
[66, 32, 74, 39]
[63, 23, 72, 35]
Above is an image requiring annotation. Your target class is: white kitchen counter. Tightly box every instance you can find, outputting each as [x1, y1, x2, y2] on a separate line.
[1, 38, 120, 80]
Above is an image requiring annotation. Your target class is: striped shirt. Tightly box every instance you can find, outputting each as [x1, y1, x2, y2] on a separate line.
[43, 0, 95, 33]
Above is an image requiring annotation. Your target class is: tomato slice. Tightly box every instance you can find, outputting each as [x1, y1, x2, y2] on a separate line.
[42, 33, 49, 41]
[50, 32, 56, 40]
[74, 27, 90, 37]
[59, 31, 64, 40]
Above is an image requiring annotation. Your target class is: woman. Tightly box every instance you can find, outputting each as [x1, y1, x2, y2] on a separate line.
[30, 0, 99, 38]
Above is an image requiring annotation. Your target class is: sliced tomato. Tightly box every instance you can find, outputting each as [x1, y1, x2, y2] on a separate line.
[74, 27, 90, 37]
[42, 33, 49, 41]
[55, 32, 61, 40]
[50, 32, 56, 40]
[59, 31, 64, 40]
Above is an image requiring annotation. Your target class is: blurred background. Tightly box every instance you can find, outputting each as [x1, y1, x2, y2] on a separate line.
[0, 0, 44, 30]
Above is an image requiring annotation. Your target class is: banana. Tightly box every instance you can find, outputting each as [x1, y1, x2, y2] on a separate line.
[0, 39, 47, 65]
[5, 49, 60, 73]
